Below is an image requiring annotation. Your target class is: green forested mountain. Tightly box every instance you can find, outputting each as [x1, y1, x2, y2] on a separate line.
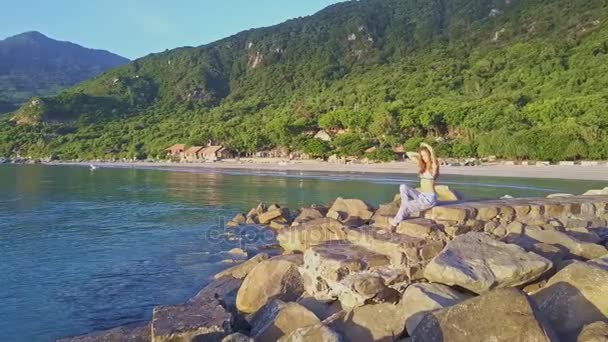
[3, 0, 608, 161]
[0, 31, 129, 113]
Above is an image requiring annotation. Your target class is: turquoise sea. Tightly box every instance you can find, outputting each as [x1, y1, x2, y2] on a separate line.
[1, 164, 605, 341]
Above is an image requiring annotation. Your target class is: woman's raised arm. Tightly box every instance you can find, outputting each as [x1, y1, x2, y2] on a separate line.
[420, 142, 439, 177]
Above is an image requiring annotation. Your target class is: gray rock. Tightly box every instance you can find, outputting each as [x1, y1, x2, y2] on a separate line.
[533, 261, 608, 340]
[411, 288, 557, 342]
[57, 323, 150, 342]
[152, 298, 232, 342]
[424, 233, 552, 294]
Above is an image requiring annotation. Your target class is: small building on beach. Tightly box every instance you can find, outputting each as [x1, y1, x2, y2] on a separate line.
[165, 144, 186, 159]
[392, 145, 406, 160]
[200, 145, 231, 161]
[183, 146, 205, 161]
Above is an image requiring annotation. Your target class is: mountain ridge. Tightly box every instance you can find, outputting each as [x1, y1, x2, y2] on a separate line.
[0, 31, 129, 113]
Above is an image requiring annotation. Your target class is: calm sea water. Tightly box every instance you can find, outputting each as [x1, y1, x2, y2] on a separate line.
[1, 164, 605, 341]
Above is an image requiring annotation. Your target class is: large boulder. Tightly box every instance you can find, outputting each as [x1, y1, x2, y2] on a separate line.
[303, 241, 390, 282]
[300, 241, 392, 307]
[411, 288, 557, 342]
[221, 333, 253, 342]
[329, 302, 409, 342]
[370, 202, 400, 229]
[292, 207, 327, 226]
[400, 283, 472, 335]
[577, 321, 608, 342]
[533, 261, 608, 339]
[214, 253, 270, 279]
[277, 218, 347, 253]
[278, 324, 345, 342]
[589, 255, 608, 270]
[327, 198, 375, 223]
[518, 226, 608, 260]
[58, 323, 150, 342]
[151, 299, 232, 342]
[258, 207, 290, 225]
[297, 295, 343, 321]
[190, 276, 243, 307]
[424, 233, 552, 294]
[432, 185, 460, 202]
[236, 257, 304, 314]
[250, 300, 321, 342]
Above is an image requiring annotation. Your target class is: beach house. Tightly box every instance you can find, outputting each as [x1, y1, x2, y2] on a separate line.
[165, 144, 186, 159]
[183, 146, 205, 161]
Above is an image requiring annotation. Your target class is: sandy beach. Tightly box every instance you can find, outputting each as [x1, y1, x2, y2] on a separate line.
[51, 160, 608, 181]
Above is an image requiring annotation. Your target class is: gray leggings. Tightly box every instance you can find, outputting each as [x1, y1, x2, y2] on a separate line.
[391, 184, 437, 226]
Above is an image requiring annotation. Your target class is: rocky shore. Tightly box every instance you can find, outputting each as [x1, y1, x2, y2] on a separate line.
[60, 187, 608, 342]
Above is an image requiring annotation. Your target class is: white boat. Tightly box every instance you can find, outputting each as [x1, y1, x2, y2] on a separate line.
[89, 164, 98, 170]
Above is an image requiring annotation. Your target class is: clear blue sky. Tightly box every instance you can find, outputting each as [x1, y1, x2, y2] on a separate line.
[1, 0, 343, 60]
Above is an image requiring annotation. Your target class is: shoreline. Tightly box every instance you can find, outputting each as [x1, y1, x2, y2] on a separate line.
[45, 160, 608, 181]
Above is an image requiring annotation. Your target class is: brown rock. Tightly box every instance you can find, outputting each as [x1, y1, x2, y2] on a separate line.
[433, 185, 460, 202]
[507, 221, 525, 235]
[425, 206, 469, 223]
[397, 219, 437, 238]
[269, 220, 289, 230]
[328, 198, 375, 223]
[259, 208, 289, 225]
[533, 262, 608, 339]
[411, 288, 557, 342]
[236, 257, 304, 314]
[371, 202, 400, 229]
[523, 226, 608, 260]
[250, 301, 321, 342]
[277, 218, 347, 253]
[278, 324, 344, 342]
[303, 241, 390, 282]
[329, 302, 409, 342]
[401, 283, 471, 335]
[577, 321, 608, 342]
[297, 295, 343, 321]
[214, 253, 270, 280]
[424, 233, 552, 294]
[292, 208, 326, 226]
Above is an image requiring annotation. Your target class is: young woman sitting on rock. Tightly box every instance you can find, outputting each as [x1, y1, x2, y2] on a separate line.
[390, 143, 439, 230]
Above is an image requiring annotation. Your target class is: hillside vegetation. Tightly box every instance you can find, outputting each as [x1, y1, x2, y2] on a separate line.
[0, 31, 129, 113]
[2, 0, 608, 161]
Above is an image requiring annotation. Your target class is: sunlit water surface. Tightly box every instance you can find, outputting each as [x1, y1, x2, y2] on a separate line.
[1, 164, 605, 341]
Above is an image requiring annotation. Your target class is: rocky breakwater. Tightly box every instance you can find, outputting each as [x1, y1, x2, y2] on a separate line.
[60, 187, 608, 342]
